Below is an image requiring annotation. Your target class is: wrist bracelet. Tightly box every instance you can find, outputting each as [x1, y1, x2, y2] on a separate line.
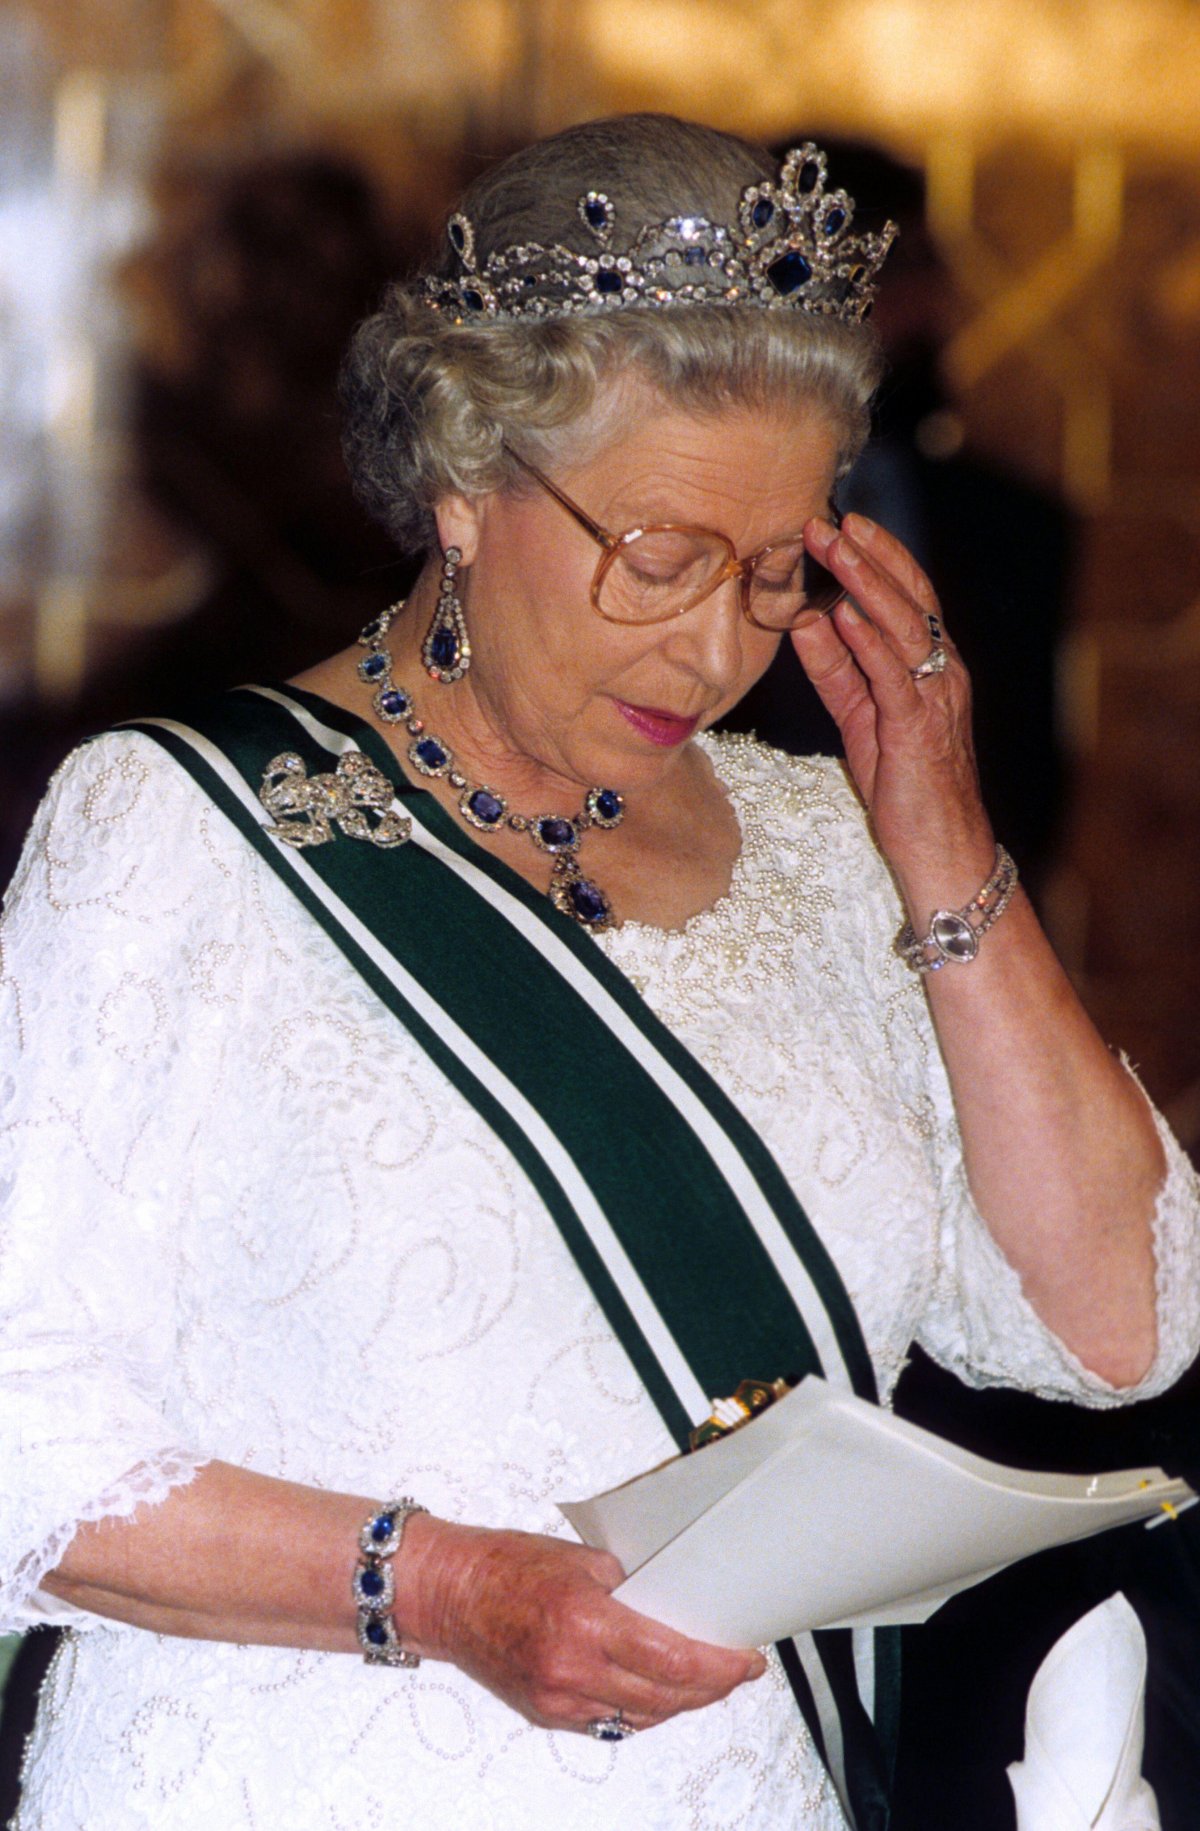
[895, 845, 1018, 974]
[353, 1496, 428, 1667]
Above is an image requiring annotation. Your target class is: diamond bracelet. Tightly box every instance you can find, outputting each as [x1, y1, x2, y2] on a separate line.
[352, 1497, 428, 1667]
[895, 845, 1018, 974]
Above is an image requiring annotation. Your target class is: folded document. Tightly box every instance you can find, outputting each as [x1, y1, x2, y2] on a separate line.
[559, 1378, 1195, 1648]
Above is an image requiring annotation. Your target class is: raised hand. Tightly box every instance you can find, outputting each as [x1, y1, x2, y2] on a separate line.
[792, 513, 995, 900]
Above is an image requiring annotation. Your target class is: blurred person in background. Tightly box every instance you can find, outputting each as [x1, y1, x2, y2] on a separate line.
[0, 152, 408, 892]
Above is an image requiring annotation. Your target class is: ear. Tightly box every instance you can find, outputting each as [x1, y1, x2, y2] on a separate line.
[433, 493, 483, 566]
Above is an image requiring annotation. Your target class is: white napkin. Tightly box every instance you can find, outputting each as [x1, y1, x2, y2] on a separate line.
[1007, 1593, 1161, 1830]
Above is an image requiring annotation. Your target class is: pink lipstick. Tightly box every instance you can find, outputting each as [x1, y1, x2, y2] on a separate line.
[614, 700, 700, 747]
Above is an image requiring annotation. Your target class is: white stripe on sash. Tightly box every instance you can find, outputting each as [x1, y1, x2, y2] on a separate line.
[796, 1639, 858, 1831]
[241, 692, 864, 1823]
[139, 716, 708, 1421]
[153, 694, 869, 1819]
[250, 687, 858, 1399]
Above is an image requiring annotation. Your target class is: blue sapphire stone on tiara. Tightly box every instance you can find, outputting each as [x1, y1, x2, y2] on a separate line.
[580, 191, 614, 236]
[767, 251, 813, 296]
[424, 140, 897, 327]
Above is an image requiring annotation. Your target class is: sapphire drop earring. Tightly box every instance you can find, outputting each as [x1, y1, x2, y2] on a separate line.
[422, 546, 471, 683]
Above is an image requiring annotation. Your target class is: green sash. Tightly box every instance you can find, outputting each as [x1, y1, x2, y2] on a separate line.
[128, 684, 900, 1830]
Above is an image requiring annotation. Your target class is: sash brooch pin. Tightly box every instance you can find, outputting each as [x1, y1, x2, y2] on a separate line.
[259, 750, 412, 850]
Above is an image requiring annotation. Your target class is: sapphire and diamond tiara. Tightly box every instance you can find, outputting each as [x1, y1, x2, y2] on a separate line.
[422, 143, 896, 327]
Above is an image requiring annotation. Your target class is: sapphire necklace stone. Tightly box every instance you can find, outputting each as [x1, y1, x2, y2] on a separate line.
[357, 602, 624, 931]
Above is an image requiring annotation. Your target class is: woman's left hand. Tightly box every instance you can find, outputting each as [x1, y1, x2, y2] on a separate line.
[792, 513, 995, 898]
[789, 514, 1164, 1393]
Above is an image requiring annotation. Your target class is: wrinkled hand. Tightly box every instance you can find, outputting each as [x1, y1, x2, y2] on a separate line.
[400, 1517, 764, 1733]
[793, 514, 994, 897]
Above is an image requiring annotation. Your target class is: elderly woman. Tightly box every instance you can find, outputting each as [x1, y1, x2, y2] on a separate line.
[2, 113, 1198, 1831]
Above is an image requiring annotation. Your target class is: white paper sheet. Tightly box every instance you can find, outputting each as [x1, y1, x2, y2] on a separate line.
[559, 1379, 1194, 1648]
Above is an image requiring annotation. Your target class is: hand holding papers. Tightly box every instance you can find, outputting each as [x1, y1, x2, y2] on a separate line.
[1007, 1593, 1161, 1830]
[559, 1378, 1195, 1650]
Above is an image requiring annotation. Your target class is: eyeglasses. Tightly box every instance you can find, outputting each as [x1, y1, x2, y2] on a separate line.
[503, 445, 846, 630]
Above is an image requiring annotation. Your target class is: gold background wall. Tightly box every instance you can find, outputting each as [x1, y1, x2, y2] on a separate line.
[4, 0, 1200, 1147]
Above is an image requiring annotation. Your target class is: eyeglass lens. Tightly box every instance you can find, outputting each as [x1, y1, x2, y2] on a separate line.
[598, 524, 843, 628]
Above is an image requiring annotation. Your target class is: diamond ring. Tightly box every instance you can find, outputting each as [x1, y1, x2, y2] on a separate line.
[586, 1711, 636, 1742]
[910, 644, 948, 680]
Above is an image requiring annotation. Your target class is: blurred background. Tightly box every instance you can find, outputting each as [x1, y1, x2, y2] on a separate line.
[5, 0, 1200, 1155]
[3, 1, 1200, 1814]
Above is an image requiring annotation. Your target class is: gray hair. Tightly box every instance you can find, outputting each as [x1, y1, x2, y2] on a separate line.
[339, 115, 885, 555]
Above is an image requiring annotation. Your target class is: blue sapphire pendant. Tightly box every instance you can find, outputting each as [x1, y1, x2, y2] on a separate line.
[356, 603, 621, 929]
[549, 859, 613, 930]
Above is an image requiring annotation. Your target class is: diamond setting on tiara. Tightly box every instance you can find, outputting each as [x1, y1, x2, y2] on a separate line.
[423, 143, 896, 327]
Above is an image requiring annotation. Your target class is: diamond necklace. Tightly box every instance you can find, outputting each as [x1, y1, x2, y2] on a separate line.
[356, 602, 625, 931]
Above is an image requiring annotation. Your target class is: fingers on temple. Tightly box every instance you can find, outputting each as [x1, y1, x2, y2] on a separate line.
[830, 523, 948, 666]
[841, 514, 942, 619]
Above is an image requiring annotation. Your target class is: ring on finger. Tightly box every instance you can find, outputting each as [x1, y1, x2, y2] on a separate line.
[586, 1710, 636, 1743]
[910, 643, 948, 681]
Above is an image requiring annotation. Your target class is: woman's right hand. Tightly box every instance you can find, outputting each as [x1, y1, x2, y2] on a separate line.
[399, 1515, 765, 1732]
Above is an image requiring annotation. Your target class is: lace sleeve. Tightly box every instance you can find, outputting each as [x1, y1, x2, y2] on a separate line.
[0, 734, 221, 1631]
[915, 1037, 1200, 1406]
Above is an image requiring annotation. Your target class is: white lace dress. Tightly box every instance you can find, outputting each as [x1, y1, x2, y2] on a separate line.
[2, 726, 1197, 1831]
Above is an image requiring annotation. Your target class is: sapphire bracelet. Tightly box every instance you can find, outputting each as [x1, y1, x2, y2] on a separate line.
[353, 1496, 428, 1667]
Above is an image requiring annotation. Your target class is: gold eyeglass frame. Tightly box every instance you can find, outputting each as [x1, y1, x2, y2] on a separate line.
[502, 444, 845, 630]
